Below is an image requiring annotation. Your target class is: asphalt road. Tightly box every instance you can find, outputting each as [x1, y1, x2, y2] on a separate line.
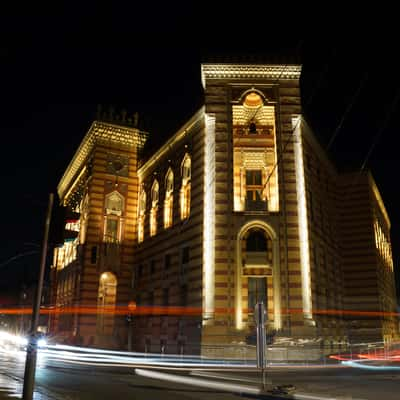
[1, 347, 400, 400]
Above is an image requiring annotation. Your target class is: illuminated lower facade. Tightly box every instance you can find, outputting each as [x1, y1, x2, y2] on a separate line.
[49, 63, 398, 352]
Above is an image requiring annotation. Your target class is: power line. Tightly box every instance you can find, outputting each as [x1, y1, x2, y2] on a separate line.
[303, 47, 337, 112]
[360, 87, 400, 172]
[0, 251, 39, 269]
[327, 72, 368, 150]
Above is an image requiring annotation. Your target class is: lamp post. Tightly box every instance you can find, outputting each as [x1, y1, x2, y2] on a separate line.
[22, 193, 53, 400]
[127, 300, 136, 351]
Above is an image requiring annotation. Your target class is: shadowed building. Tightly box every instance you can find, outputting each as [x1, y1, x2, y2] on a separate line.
[49, 63, 398, 352]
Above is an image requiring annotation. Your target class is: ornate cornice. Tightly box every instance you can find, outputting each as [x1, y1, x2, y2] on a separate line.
[58, 121, 148, 201]
[370, 174, 390, 229]
[201, 64, 301, 87]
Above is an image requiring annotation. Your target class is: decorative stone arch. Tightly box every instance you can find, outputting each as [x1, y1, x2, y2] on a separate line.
[97, 271, 118, 335]
[164, 167, 174, 228]
[235, 220, 281, 330]
[104, 191, 125, 243]
[151, 179, 159, 207]
[165, 167, 174, 191]
[138, 186, 146, 216]
[150, 179, 159, 237]
[238, 88, 268, 105]
[181, 153, 191, 181]
[105, 190, 125, 216]
[79, 193, 90, 244]
[180, 153, 191, 220]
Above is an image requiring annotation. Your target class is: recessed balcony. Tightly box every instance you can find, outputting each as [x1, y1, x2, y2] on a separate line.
[245, 198, 268, 212]
[243, 252, 271, 269]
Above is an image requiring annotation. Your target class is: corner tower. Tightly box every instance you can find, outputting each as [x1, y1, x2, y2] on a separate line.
[201, 63, 317, 348]
[50, 113, 147, 348]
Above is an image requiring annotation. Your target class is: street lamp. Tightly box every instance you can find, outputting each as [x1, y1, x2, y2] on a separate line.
[22, 193, 53, 400]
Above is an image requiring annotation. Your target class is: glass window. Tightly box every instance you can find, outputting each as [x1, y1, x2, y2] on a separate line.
[164, 170, 174, 228]
[246, 230, 267, 252]
[151, 180, 159, 207]
[105, 217, 118, 242]
[182, 247, 190, 264]
[180, 156, 191, 220]
[165, 254, 171, 269]
[245, 170, 263, 202]
[105, 192, 124, 215]
[248, 277, 267, 313]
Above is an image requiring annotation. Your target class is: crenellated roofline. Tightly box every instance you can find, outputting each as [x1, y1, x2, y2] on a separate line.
[201, 63, 301, 88]
[58, 121, 148, 201]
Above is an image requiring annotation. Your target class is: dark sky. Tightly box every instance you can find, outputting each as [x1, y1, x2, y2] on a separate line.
[1, 5, 399, 300]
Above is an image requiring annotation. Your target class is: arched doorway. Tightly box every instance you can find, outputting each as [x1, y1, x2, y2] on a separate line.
[236, 221, 281, 331]
[97, 272, 117, 335]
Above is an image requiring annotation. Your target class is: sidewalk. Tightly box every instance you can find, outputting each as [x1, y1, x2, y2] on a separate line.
[0, 378, 62, 400]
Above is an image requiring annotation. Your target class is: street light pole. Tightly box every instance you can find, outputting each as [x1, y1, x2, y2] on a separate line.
[22, 193, 54, 400]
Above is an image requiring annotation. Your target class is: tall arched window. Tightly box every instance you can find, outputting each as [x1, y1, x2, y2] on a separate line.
[180, 154, 191, 220]
[242, 228, 272, 267]
[150, 180, 159, 236]
[138, 188, 146, 243]
[104, 191, 124, 243]
[79, 194, 89, 244]
[164, 169, 174, 228]
[97, 272, 117, 335]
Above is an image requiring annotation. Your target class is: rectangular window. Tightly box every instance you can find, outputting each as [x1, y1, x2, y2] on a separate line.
[150, 260, 156, 274]
[248, 277, 267, 314]
[105, 217, 119, 242]
[180, 248, 189, 285]
[165, 254, 171, 270]
[180, 285, 188, 306]
[245, 170, 266, 210]
[162, 288, 169, 306]
[148, 292, 154, 306]
[182, 247, 190, 264]
[131, 267, 136, 289]
[91, 246, 97, 264]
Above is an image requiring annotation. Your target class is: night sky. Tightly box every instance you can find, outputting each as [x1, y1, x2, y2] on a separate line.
[1, 5, 399, 302]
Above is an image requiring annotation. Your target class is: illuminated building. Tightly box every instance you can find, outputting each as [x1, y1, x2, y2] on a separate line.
[49, 111, 147, 348]
[49, 63, 398, 351]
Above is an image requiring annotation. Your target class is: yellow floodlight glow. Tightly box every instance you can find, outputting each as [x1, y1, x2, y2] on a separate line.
[293, 117, 313, 320]
[203, 114, 216, 324]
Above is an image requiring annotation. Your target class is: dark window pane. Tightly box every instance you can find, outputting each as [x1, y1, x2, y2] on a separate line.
[246, 230, 267, 251]
[182, 247, 190, 264]
[248, 277, 267, 312]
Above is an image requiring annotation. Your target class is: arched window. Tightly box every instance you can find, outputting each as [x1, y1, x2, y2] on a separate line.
[97, 272, 117, 335]
[246, 230, 267, 252]
[180, 155, 191, 220]
[164, 169, 174, 228]
[79, 194, 89, 244]
[150, 180, 159, 236]
[104, 191, 124, 243]
[242, 228, 272, 268]
[105, 192, 124, 215]
[138, 188, 146, 243]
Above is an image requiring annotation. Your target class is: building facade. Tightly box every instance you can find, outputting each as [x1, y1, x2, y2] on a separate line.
[49, 63, 398, 352]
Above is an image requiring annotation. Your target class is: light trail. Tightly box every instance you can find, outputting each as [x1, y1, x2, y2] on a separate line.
[1, 305, 399, 318]
[342, 360, 400, 371]
[135, 368, 262, 395]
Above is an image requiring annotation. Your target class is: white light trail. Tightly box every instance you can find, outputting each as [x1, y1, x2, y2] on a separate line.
[135, 368, 261, 395]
